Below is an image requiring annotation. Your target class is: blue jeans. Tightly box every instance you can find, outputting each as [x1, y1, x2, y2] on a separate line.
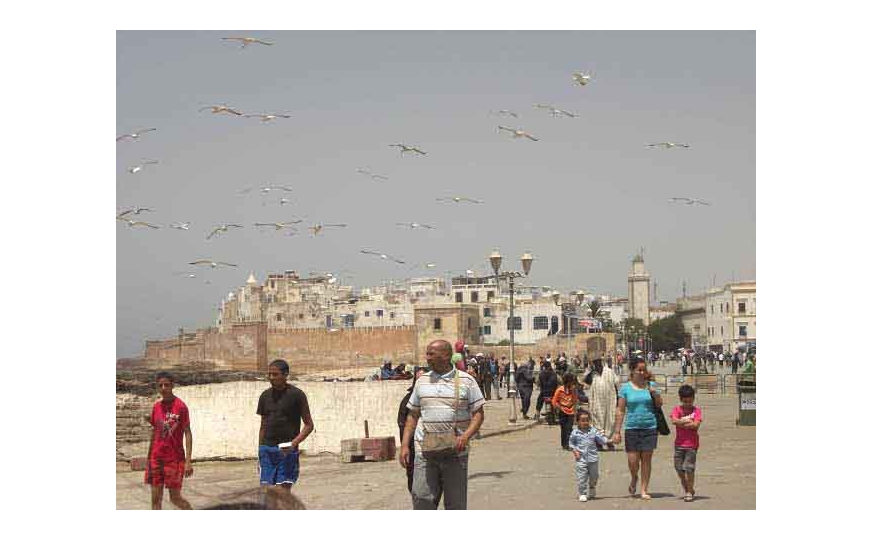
[575, 460, 599, 496]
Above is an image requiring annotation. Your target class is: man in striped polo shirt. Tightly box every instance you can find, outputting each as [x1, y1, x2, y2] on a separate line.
[399, 339, 485, 510]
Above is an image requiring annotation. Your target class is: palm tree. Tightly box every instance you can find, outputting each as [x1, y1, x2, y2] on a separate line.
[587, 300, 602, 319]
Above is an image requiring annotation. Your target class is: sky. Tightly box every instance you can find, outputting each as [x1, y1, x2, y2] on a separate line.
[116, 30, 755, 358]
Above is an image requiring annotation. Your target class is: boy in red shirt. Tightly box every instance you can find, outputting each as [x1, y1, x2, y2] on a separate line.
[145, 372, 194, 510]
[670, 384, 702, 502]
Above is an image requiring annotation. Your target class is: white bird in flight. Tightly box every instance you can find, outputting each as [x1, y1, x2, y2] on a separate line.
[244, 113, 291, 122]
[498, 126, 539, 141]
[170, 222, 190, 230]
[199, 105, 243, 116]
[669, 197, 711, 206]
[207, 224, 244, 239]
[222, 37, 274, 48]
[572, 71, 594, 86]
[396, 222, 436, 230]
[127, 159, 159, 174]
[360, 250, 406, 264]
[118, 219, 160, 229]
[308, 223, 347, 236]
[389, 143, 427, 156]
[356, 168, 389, 181]
[117, 208, 153, 219]
[254, 221, 303, 231]
[534, 104, 577, 118]
[646, 142, 691, 149]
[189, 260, 238, 268]
[116, 128, 156, 142]
[240, 185, 293, 194]
[436, 196, 483, 204]
[491, 109, 519, 118]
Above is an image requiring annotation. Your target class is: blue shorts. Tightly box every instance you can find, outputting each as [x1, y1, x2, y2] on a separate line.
[258, 445, 300, 486]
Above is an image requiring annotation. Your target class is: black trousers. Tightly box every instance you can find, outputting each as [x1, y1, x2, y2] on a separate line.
[535, 392, 554, 413]
[519, 387, 533, 414]
[559, 411, 574, 449]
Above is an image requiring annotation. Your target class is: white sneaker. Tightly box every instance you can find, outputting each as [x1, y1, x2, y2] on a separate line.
[578, 494, 588, 502]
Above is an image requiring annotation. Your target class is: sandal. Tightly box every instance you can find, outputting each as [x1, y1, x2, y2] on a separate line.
[684, 493, 694, 502]
[640, 493, 652, 501]
[628, 478, 637, 496]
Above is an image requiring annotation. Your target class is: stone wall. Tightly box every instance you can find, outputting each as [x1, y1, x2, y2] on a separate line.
[267, 326, 416, 373]
[172, 381, 410, 459]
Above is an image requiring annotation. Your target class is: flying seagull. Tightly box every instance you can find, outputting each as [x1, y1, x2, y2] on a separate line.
[436, 196, 483, 204]
[127, 159, 159, 174]
[360, 250, 406, 264]
[199, 105, 243, 116]
[534, 104, 577, 118]
[356, 168, 389, 181]
[498, 126, 539, 141]
[189, 260, 237, 268]
[254, 221, 303, 230]
[239, 185, 293, 194]
[116, 128, 156, 142]
[118, 219, 160, 229]
[646, 142, 691, 149]
[572, 71, 594, 86]
[207, 224, 244, 239]
[389, 143, 427, 156]
[308, 223, 347, 236]
[117, 208, 153, 219]
[491, 109, 519, 118]
[669, 197, 711, 206]
[170, 222, 190, 230]
[221, 37, 274, 48]
[396, 222, 436, 230]
[244, 113, 291, 122]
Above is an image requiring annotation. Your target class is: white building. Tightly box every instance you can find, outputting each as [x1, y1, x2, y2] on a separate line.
[705, 281, 756, 353]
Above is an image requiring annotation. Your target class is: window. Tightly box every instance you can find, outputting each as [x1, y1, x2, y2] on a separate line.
[434, 318, 442, 330]
[721, 326, 724, 336]
[364, 311, 370, 317]
[487, 291, 495, 301]
[483, 325, 491, 335]
[468, 317, 473, 329]
[738, 301, 747, 314]
[471, 291, 479, 303]
[533, 316, 549, 330]
[550, 316, 559, 335]
[376, 309, 384, 318]
[298, 313, 304, 319]
[506, 316, 522, 330]
[711, 305, 714, 315]
[276, 313, 282, 322]
[738, 324, 748, 337]
[720, 303, 724, 313]
[390, 312, 395, 319]
[455, 292, 463, 303]
[483, 307, 492, 317]
[325, 315, 332, 328]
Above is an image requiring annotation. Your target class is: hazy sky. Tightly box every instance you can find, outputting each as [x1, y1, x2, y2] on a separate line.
[116, 30, 755, 358]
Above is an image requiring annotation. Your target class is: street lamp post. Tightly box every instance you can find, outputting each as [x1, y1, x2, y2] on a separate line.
[490, 249, 533, 425]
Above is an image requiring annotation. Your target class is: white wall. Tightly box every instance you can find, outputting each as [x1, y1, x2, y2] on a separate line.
[174, 381, 410, 459]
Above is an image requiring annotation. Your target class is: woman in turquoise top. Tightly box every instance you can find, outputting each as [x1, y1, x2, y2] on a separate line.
[612, 358, 662, 500]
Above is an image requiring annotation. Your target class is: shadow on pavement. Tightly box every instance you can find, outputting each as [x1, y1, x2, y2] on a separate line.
[469, 470, 514, 480]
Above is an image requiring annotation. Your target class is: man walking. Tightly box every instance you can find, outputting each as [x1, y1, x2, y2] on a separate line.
[257, 359, 314, 491]
[515, 358, 536, 419]
[400, 340, 485, 510]
[534, 360, 559, 421]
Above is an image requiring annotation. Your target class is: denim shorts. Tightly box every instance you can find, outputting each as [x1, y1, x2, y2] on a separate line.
[624, 428, 658, 452]
[674, 447, 698, 473]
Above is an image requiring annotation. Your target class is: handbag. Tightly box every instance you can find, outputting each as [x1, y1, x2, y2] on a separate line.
[420, 368, 461, 458]
[651, 387, 670, 436]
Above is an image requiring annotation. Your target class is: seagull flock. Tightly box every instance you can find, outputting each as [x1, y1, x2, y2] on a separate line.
[118, 36, 712, 288]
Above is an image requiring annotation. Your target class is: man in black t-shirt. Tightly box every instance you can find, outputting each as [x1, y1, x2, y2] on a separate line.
[256, 359, 314, 490]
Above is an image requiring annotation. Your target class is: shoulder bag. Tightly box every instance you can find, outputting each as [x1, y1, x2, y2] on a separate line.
[420, 368, 461, 458]
[650, 386, 670, 436]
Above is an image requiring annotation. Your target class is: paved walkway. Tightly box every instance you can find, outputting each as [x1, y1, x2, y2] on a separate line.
[117, 392, 754, 509]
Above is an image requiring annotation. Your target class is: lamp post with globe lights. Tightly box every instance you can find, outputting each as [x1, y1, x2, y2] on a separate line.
[489, 249, 533, 424]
